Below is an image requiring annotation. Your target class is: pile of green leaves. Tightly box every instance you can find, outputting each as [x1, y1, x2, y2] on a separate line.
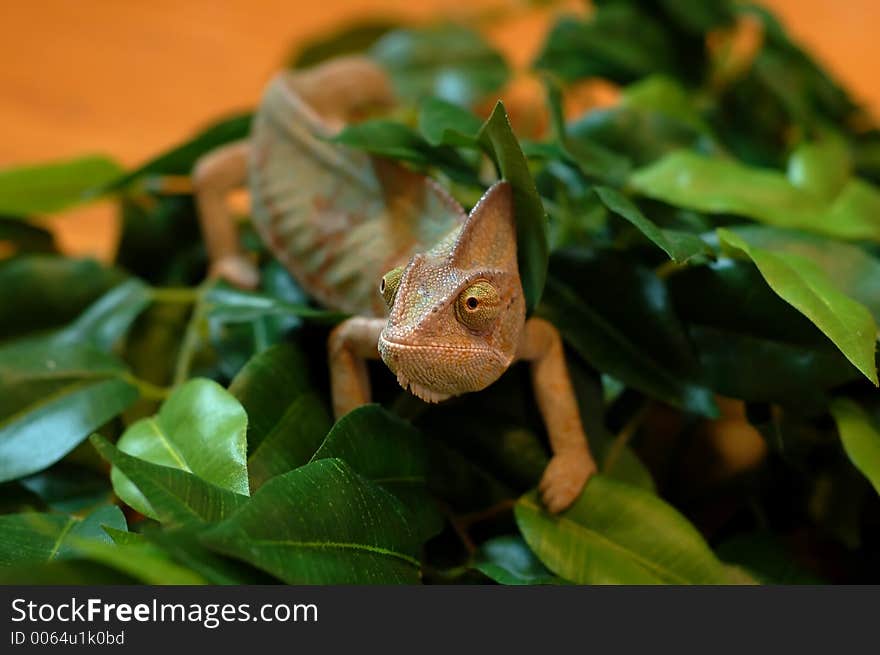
[3, 0, 880, 584]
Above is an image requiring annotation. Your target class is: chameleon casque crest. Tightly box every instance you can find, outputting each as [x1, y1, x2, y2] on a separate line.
[193, 55, 596, 512]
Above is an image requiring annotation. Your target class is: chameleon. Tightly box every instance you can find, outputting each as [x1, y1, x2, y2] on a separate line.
[192, 55, 596, 513]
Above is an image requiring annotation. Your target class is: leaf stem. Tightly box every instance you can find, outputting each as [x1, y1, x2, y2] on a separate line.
[421, 563, 473, 583]
[603, 404, 648, 474]
[173, 301, 205, 387]
[654, 260, 685, 279]
[458, 498, 517, 528]
[121, 372, 171, 402]
[144, 174, 194, 195]
[150, 286, 200, 304]
[252, 317, 270, 353]
[172, 284, 211, 386]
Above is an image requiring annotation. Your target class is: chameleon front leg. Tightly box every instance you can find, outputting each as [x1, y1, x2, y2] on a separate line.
[517, 317, 597, 513]
[328, 317, 386, 418]
[192, 140, 260, 288]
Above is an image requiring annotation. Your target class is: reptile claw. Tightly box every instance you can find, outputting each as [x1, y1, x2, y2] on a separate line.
[210, 254, 260, 290]
[539, 450, 597, 513]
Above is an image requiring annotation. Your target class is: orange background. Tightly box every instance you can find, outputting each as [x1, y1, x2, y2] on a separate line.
[0, 0, 877, 257]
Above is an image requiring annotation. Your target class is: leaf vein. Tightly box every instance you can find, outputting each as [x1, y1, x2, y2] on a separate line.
[247, 539, 420, 567]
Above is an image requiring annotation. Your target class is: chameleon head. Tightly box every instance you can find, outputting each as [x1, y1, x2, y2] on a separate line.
[377, 181, 526, 403]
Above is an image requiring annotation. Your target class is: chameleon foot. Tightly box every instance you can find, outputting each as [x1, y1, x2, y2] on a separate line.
[210, 254, 260, 289]
[539, 447, 597, 513]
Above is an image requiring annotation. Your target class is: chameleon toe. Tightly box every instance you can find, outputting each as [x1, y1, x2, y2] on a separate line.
[211, 254, 260, 289]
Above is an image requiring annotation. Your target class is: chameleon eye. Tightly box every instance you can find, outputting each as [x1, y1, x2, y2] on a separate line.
[456, 281, 501, 331]
[380, 266, 405, 308]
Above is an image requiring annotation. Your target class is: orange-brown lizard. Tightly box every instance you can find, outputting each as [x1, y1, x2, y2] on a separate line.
[192, 56, 596, 512]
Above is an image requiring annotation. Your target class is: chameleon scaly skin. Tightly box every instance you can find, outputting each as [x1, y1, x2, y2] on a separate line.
[193, 56, 596, 513]
[379, 181, 524, 403]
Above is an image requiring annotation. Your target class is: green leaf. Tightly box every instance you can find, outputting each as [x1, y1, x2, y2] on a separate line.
[120, 304, 190, 407]
[594, 186, 711, 263]
[855, 138, 880, 184]
[111, 378, 249, 519]
[0, 339, 128, 389]
[417, 97, 483, 147]
[539, 249, 717, 417]
[413, 365, 555, 500]
[716, 532, 823, 584]
[204, 283, 346, 325]
[478, 102, 549, 313]
[54, 279, 152, 349]
[371, 24, 509, 107]
[114, 194, 203, 285]
[603, 444, 656, 492]
[745, 6, 856, 126]
[535, 10, 676, 84]
[722, 225, 880, 323]
[429, 444, 518, 513]
[204, 458, 422, 584]
[0, 339, 132, 422]
[515, 476, 731, 584]
[787, 133, 851, 200]
[475, 535, 566, 585]
[621, 75, 709, 134]
[689, 325, 858, 407]
[0, 560, 137, 584]
[656, 0, 736, 34]
[332, 120, 434, 165]
[717, 228, 878, 385]
[425, 417, 549, 496]
[290, 20, 398, 69]
[538, 78, 631, 186]
[568, 105, 705, 171]
[248, 393, 331, 490]
[330, 118, 478, 186]
[142, 525, 274, 584]
[0, 505, 126, 565]
[668, 257, 843, 344]
[0, 216, 57, 255]
[831, 399, 880, 495]
[19, 463, 113, 513]
[630, 151, 880, 243]
[0, 256, 125, 342]
[91, 435, 248, 525]
[668, 258, 863, 408]
[0, 281, 150, 447]
[0, 156, 122, 216]
[229, 343, 316, 454]
[311, 405, 424, 487]
[68, 540, 207, 584]
[103, 526, 143, 545]
[724, 564, 761, 585]
[106, 114, 252, 190]
[312, 405, 443, 540]
[0, 362, 138, 482]
[559, 130, 633, 187]
[632, 150, 804, 215]
[203, 297, 298, 384]
[0, 278, 153, 483]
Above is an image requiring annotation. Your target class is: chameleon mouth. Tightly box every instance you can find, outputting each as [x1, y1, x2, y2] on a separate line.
[378, 334, 504, 403]
[394, 371, 451, 404]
